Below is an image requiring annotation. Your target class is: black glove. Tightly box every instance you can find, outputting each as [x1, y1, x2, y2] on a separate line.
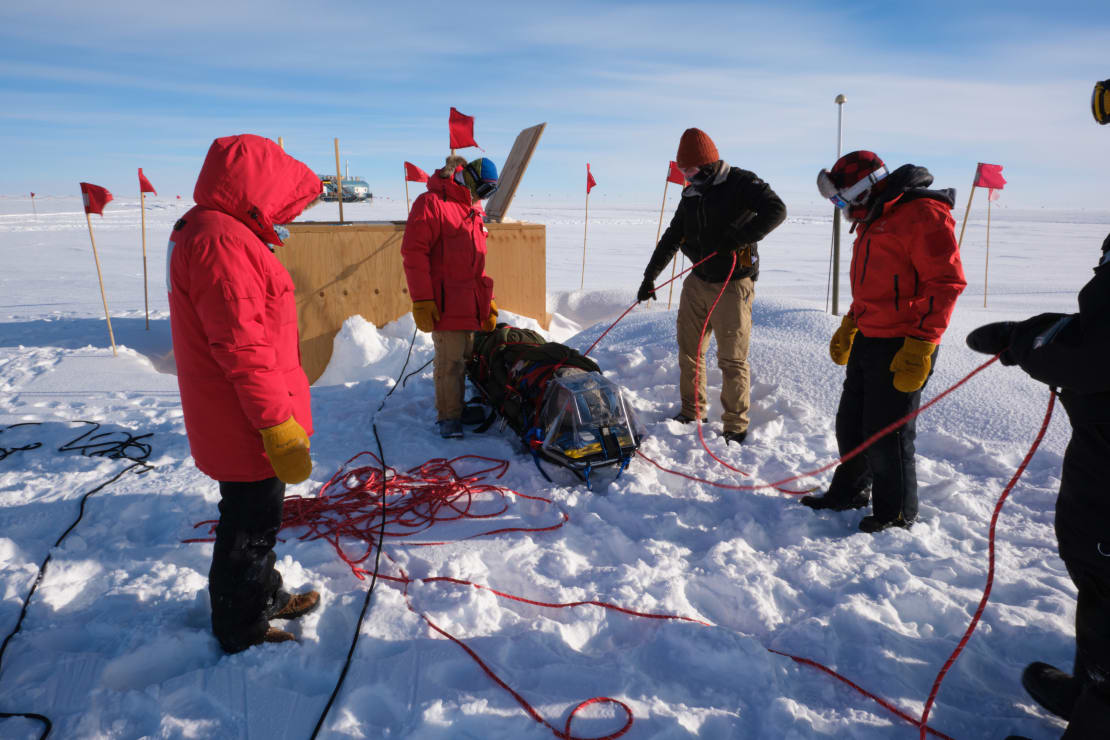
[966, 322, 1017, 365]
[637, 277, 657, 302]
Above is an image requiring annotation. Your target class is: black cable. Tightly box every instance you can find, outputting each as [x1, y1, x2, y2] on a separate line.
[0, 422, 154, 739]
[401, 358, 433, 389]
[309, 329, 417, 739]
[0, 422, 43, 461]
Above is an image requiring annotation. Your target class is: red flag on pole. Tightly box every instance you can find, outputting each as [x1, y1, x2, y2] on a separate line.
[586, 163, 597, 194]
[449, 107, 478, 149]
[404, 161, 429, 182]
[80, 182, 113, 215]
[138, 168, 157, 195]
[667, 161, 686, 186]
[974, 163, 1006, 190]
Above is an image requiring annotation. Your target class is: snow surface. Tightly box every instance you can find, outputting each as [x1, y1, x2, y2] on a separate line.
[1, 192, 1108, 739]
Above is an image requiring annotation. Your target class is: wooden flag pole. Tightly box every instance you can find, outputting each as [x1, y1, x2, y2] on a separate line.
[404, 165, 411, 214]
[334, 138, 344, 223]
[652, 179, 677, 308]
[140, 188, 150, 329]
[984, 196, 992, 308]
[957, 182, 976, 250]
[277, 136, 284, 150]
[84, 212, 117, 356]
[580, 190, 591, 291]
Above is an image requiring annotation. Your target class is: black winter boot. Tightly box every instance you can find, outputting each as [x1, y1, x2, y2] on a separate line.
[858, 513, 914, 533]
[1021, 661, 1082, 720]
[801, 488, 870, 511]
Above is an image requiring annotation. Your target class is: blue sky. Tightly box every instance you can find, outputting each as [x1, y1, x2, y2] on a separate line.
[3, 0, 1109, 211]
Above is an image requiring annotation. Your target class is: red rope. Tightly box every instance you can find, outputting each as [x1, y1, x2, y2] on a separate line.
[917, 390, 1056, 738]
[767, 649, 956, 740]
[637, 353, 1001, 494]
[395, 562, 635, 740]
[581, 253, 718, 357]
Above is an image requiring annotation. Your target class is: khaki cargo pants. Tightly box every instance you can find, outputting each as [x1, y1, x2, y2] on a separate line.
[432, 330, 474, 421]
[676, 274, 754, 434]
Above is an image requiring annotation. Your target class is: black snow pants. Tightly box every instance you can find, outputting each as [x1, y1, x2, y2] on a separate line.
[209, 477, 287, 653]
[1060, 559, 1110, 738]
[826, 334, 935, 524]
[1056, 421, 1110, 738]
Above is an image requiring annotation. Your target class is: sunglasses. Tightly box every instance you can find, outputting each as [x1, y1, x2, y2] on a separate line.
[1092, 79, 1110, 125]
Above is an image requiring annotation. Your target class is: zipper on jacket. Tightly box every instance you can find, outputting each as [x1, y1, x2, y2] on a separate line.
[893, 274, 900, 311]
[856, 238, 871, 288]
[917, 296, 935, 331]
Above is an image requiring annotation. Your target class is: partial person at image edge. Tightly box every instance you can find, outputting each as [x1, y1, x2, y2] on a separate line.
[975, 76, 1110, 740]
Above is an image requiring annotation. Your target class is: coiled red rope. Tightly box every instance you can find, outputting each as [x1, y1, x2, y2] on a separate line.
[272, 451, 713, 739]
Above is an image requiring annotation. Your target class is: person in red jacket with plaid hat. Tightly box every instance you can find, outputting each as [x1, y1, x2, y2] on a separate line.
[802, 151, 967, 533]
[168, 134, 322, 653]
[402, 155, 500, 439]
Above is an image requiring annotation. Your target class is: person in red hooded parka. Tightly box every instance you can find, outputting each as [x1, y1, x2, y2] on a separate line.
[168, 134, 322, 653]
[402, 154, 500, 439]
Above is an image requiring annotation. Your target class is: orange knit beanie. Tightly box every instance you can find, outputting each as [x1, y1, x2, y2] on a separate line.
[675, 128, 719, 169]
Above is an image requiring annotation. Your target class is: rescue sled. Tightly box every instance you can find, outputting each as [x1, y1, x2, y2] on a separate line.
[465, 325, 645, 488]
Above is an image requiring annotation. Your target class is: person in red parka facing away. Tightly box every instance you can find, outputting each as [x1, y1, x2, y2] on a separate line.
[801, 151, 967, 533]
[167, 134, 323, 653]
[402, 154, 500, 439]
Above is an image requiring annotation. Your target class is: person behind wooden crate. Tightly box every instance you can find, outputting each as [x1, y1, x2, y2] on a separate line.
[402, 154, 501, 439]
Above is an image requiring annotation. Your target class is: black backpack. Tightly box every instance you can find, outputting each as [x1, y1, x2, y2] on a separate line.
[466, 326, 600, 437]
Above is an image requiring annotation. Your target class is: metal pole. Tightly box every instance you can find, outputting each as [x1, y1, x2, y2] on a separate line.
[831, 94, 846, 316]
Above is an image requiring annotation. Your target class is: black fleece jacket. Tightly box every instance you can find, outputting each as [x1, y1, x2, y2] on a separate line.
[642, 162, 786, 284]
[1006, 251, 1110, 570]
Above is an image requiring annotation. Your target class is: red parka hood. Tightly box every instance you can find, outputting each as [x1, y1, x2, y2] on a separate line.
[192, 134, 322, 246]
[427, 167, 480, 209]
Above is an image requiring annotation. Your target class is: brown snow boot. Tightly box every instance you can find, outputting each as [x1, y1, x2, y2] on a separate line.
[257, 626, 296, 645]
[271, 590, 320, 621]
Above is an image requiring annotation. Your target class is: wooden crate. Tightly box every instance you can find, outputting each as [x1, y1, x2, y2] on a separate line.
[278, 220, 548, 383]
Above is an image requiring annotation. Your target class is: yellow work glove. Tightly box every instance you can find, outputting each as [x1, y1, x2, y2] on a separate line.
[829, 315, 858, 365]
[259, 416, 312, 484]
[412, 300, 440, 333]
[890, 337, 937, 393]
[482, 299, 498, 332]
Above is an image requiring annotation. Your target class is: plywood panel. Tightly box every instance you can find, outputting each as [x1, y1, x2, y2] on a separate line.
[484, 123, 545, 223]
[279, 221, 547, 383]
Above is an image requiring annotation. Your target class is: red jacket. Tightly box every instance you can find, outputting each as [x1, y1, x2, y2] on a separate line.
[849, 195, 967, 344]
[401, 171, 494, 331]
[168, 134, 321, 481]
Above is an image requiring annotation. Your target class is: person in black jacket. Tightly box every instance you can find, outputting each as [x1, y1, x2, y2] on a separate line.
[638, 128, 786, 444]
[970, 82, 1110, 738]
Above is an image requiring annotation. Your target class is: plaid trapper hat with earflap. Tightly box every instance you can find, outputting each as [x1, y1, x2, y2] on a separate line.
[829, 150, 885, 192]
[817, 150, 888, 215]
